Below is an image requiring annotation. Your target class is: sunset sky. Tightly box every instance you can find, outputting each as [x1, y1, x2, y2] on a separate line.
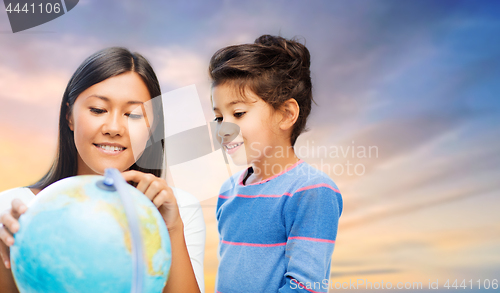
[1, 0, 499, 292]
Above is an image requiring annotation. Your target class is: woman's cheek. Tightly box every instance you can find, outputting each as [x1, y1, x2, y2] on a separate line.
[128, 120, 151, 160]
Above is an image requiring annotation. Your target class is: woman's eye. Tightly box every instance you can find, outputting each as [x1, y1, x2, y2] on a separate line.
[234, 112, 245, 118]
[126, 113, 143, 119]
[90, 108, 106, 114]
[214, 117, 223, 123]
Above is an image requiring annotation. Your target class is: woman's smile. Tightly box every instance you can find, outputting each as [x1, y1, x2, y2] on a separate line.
[68, 72, 154, 175]
[93, 143, 127, 155]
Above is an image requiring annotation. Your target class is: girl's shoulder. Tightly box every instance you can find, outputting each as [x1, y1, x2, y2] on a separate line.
[294, 161, 339, 188]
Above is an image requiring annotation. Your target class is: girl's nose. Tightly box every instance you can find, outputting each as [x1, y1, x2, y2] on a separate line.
[217, 121, 240, 142]
[102, 112, 126, 137]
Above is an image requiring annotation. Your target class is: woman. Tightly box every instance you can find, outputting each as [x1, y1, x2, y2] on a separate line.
[0, 47, 205, 293]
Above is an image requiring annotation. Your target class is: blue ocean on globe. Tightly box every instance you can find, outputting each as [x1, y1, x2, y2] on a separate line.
[10, 175, 171, 293]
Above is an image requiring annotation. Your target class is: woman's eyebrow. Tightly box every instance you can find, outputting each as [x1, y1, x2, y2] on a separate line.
[86, 94, 144, 105]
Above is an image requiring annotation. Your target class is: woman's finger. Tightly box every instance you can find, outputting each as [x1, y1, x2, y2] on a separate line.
[152, 189, 170, 208]
[135, 173, 156, 196]
[10, 199, 27, 219]
[0, 211, 19, 234]
[121, 170, 182, 230]
[144, 180, 165, 204]
[121, 170, 146, 185]
[0, 237, 11, 268]
[0, 225, 14, 247]
[121, 170, 155, 195]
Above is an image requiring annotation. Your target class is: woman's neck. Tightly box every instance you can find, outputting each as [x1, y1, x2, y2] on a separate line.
[29, 187, 41, 195]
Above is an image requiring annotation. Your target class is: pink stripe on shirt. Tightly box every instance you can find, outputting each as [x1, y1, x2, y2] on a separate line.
[288, 236, 336, 244]
[219, 183, 339, 199]
[295, 183, 340, 193]
[221, 240, 287, 247]
[219, 193, 293, 199]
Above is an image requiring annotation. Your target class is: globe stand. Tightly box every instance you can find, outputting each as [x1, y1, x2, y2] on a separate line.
[96, 169, 145, 293]
[95, 177, 117, 192]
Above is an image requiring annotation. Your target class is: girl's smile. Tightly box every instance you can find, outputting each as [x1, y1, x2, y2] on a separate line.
[223, 142, 244, 155]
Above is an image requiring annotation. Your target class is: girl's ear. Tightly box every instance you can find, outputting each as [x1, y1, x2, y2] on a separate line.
[279, 98, 300, 131]
[66, 102, 74, 131]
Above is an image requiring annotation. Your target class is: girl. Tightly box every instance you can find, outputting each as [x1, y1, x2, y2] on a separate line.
[0, 47, 205, 293]
[210, 35, 343, 292]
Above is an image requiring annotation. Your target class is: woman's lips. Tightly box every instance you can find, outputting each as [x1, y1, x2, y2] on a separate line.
[93, 143, 126, 155]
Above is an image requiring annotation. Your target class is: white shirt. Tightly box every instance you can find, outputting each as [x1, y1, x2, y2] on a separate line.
[0, 186, 206, 293]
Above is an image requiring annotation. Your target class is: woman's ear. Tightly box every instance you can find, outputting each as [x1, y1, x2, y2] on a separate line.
[279, 98, 300, 131]
[66, 102, 74, 131]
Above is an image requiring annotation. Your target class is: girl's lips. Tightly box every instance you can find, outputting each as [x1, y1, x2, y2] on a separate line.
[224, 142, 243, 155]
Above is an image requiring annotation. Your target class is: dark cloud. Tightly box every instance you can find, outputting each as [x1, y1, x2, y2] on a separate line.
[306, 0, 500, 128]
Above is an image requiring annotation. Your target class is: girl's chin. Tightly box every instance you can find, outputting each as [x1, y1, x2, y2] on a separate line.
[228, 155, 249, 166]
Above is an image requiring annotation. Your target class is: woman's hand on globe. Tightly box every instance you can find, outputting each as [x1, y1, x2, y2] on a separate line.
[0, 199, 28, 268]
[121, 171, 183, 233]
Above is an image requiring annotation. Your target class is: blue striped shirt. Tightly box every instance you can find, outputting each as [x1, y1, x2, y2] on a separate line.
[216, 160, 343, 293]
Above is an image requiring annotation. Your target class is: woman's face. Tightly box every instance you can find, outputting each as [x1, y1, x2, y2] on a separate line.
[68, 71, 154, 175]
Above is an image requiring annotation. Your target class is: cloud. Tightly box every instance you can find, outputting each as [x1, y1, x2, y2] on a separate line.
[0, 97, 59, 139]
[330, 268, 401, 278]
[339, 181, 499, 230]
[0, 65, 67, 104]
[0, 34, 104, 106]
[141, 46, 209, 90]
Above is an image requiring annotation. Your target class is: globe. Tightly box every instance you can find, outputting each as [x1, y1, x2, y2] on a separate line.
[10, 174, 171, 293]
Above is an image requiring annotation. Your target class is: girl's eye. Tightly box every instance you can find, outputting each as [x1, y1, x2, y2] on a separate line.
[234, 112, 245, 118]
[214, 117, 223, 123]
[90, 108, 106, 114]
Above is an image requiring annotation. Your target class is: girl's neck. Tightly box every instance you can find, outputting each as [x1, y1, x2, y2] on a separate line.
[245, 145, 299, 185]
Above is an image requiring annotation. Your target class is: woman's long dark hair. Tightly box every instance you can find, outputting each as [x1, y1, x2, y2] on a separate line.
[30, 47, 165, 190]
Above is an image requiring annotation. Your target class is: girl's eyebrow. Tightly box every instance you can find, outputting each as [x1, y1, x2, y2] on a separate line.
[86, 94, 144, 105]
[213, 100, 243, 111]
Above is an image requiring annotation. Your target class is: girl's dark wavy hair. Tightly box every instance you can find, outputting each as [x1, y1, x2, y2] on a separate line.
[30, 47, 165, 190]
[209, 34, 314, 146]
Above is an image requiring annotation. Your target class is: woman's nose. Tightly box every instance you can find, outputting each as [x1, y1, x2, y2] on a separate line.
[217, 121, 239, 142]
[102, 112, 126, 136]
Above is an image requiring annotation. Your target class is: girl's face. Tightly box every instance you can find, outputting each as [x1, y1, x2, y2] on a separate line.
[68, 72, 154, 175]
[212, 83, 282, 166]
